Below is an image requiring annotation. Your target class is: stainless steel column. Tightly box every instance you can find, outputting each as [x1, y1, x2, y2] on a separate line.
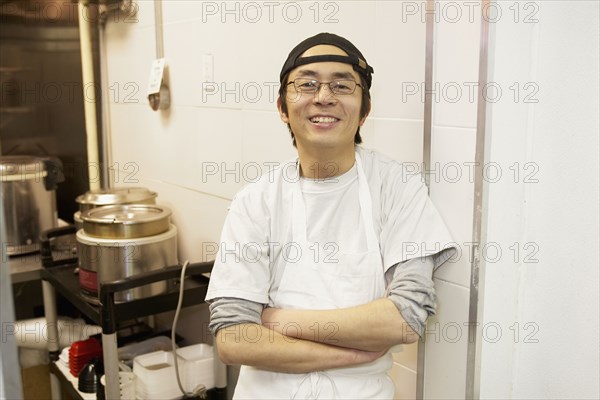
[465, 0, 492, 398]
[417, 0, 436, 398]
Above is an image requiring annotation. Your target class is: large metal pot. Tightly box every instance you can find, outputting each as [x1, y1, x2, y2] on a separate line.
[73, 187, 157, 230]
[0, 155, 64, 255]
[76, 204, 177, 303]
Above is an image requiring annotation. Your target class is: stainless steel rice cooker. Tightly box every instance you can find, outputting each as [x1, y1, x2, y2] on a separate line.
[76, 204, 177, 303]
[0, 155, 64, 255]
[73, 187, 157, 229]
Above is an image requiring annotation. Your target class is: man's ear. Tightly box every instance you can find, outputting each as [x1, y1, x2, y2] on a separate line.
[277, 96, 290, 124]
[359, 100, 371, 126]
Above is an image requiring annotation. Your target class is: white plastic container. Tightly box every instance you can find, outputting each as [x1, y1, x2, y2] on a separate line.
[118, 336, 172, 366]
[133, 344, 215, 399]
[133, 351, 180, 400]
[176, 344, 215, 391]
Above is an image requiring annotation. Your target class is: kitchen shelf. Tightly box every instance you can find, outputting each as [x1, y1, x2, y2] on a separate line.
[49, 361, 226, 400]
[49, 362, 96, 400]
[40, 235, 225, 400]
[40, 262, 212, 332]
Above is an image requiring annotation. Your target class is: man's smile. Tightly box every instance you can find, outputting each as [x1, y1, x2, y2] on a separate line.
[309, 115, 341, 126]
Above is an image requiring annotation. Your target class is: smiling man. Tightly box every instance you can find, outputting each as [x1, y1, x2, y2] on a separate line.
[205, 33, 456, 399]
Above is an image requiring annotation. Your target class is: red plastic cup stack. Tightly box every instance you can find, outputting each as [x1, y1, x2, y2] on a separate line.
[69, 337, 102, 377]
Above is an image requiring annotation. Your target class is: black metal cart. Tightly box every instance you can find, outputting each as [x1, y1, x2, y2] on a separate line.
[40, 226, 226, 399]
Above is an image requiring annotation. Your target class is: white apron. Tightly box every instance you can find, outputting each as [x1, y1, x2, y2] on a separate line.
[233, 152, 395, 399]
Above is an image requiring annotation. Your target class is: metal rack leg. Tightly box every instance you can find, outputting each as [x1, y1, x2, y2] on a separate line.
[102, 332, 121, 399]
[49, 372, 62, 399]
[42, 280, 61, 400]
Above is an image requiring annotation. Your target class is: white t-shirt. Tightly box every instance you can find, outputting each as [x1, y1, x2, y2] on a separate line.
[205, 146, 455, 305]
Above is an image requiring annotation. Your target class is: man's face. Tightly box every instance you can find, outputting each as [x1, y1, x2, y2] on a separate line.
[278, 45, 369, 153]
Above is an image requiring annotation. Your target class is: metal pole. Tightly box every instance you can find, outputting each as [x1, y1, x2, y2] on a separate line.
[465, 1, 492, 398]
[42, 281, 61, 400]
[417, 0, 436, 398]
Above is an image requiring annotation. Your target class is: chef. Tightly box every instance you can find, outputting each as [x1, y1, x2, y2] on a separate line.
[205, 32, 456, 399]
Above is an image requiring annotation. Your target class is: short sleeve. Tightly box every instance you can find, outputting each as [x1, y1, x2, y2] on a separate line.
[205, 194, 272, 304]
[380, 172, 457, 273]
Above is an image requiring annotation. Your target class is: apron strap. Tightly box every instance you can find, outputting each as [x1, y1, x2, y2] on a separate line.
[355, 152, 378, 252]
[292, 151, 379, 252]
[292, 165, 308, 243]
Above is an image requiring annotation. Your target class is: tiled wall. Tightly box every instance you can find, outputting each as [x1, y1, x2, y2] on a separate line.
[104, 1, 478, 398]
[423, 2, 480, 398]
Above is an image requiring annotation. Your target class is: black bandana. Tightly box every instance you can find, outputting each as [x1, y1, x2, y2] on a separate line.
[279, 33, 374, 88]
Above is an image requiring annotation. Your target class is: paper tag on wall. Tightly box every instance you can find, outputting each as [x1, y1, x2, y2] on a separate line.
[147, 58, 165, 96]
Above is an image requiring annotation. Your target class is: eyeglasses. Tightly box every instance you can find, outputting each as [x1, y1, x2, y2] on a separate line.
[286, 78, 363, 95]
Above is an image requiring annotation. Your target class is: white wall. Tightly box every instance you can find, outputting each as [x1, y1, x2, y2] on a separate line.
[421, 1, 480, 398]
[479, 1, 600, 399]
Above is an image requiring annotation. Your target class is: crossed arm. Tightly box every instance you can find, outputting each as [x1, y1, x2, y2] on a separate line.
[260, 297, 420, 351]
[214, 298, 416, 374]
[215, 323, 387, 374]
[212, 256, 434, 373]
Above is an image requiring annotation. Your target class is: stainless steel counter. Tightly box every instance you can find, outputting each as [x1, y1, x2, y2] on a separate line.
[8, 252, 44, 284]
[8, 234, 77, 284]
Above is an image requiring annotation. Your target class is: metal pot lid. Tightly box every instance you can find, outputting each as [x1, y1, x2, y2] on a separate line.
[80, 204, 171, 238]
[76, 187, 157, 206]
[0, 155, 45, 176]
